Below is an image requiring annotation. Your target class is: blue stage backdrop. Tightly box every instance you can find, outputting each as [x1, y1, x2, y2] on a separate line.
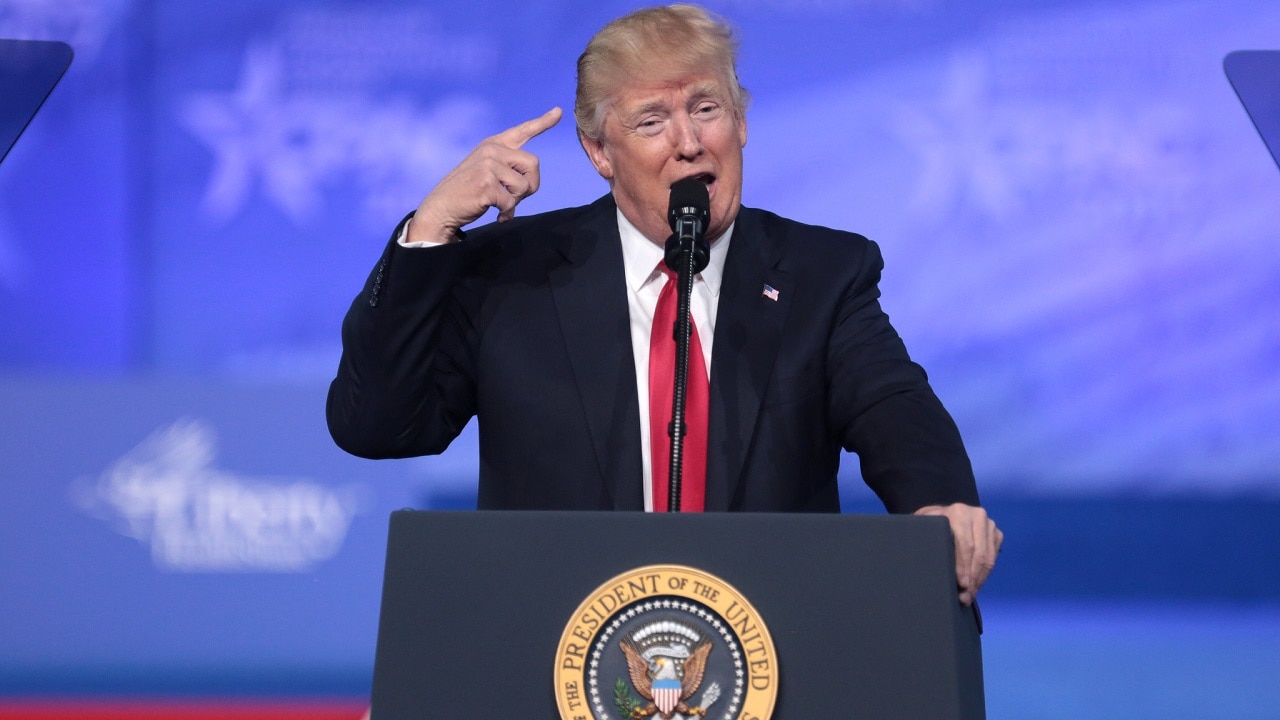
[2, 0, 1279, 708]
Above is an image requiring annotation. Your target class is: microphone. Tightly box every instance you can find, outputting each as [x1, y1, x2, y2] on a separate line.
[664, 177, 710, 274]
[659, 177, 709, 513]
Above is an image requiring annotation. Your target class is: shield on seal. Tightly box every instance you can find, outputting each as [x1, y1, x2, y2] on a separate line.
[653, 677, 681, 715]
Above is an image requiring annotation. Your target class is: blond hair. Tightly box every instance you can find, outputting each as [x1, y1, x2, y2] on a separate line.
[575, 4, 750, 141]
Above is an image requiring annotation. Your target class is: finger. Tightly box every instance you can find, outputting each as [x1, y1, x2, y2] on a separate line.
[478, 142, 540, 176]
[966, 518, 1002, 602]
[952, 513, 977, 598]
[491, 160, 540, 223]
[497, 166, 533, 201]
[491, 150, 540, 197]
[968, 536, 993, 593]
[978, 522, 1001, 583]
[492, 106, 563, 149]
[492, 185, 520, 223]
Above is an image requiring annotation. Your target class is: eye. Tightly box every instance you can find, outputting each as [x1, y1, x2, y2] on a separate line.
[694, 102, 722, 118]
[635, 116, 665, 136]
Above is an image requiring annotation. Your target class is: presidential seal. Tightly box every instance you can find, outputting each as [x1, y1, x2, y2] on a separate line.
[555, 565, 778, 720]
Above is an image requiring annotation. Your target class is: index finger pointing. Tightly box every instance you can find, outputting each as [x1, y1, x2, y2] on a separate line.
[493, 106, 563, 149]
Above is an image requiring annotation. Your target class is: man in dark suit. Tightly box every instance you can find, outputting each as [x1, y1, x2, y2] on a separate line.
[328, 4, 1001, 604]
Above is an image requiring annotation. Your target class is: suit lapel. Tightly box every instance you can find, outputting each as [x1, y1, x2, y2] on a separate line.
[706, 207, 793, 511]
[547, 196, 645, 510]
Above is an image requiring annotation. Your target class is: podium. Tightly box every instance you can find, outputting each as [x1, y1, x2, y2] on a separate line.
[369, 511, 985, 719]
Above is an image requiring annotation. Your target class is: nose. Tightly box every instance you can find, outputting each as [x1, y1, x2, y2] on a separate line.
[672, 113, 703, 160]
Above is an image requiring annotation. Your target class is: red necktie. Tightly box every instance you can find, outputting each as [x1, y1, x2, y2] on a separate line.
[649, 264, 708, 512]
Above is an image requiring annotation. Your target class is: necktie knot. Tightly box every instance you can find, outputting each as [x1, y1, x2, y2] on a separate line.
[656, 261, 676, 283]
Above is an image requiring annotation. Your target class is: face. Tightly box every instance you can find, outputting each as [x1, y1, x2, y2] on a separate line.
[581, 67, 747, 246]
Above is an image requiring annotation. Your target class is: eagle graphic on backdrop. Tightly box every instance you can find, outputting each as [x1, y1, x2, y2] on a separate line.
[620, 625, 719, 719]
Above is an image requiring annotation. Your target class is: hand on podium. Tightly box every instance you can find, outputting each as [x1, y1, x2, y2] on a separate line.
[914, 503, 1003, 606]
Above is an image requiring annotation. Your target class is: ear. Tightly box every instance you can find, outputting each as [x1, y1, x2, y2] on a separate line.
[579, 129, 614, 181]
[737, 113, 748, 149]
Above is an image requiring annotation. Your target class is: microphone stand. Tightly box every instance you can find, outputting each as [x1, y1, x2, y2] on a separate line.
[664, 240, 700, 513]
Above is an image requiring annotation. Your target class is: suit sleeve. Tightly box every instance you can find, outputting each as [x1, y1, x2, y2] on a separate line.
[827, 239, 980, 513]
[326, 213, 479, 459]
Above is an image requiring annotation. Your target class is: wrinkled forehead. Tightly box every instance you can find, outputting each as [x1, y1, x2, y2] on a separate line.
[619, 72, 728, 105]
[603, 60, 733, 110]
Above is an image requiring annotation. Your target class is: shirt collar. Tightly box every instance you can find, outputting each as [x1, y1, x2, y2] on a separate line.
[617, 207, 731, 296]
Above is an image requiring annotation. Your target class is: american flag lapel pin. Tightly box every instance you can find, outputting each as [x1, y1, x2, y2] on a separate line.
[762, 284, 780, 302]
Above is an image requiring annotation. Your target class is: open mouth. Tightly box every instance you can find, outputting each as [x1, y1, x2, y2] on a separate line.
[670, 173, 718, 210]
[674, 173, 717, 195]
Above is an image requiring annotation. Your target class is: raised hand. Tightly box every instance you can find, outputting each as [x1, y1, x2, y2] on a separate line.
[407, 107, 563, 244]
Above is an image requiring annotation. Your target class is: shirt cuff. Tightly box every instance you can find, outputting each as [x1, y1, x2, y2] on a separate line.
[395, 218, 458, 248]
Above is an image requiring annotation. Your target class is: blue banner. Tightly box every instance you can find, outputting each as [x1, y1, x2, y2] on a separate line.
[2, 0, 1279, 703]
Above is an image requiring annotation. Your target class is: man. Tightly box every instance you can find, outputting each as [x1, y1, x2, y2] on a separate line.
[328, 4, 1001, 605]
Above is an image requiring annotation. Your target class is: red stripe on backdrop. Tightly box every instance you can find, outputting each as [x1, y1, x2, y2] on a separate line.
[0, 700, 369, 720]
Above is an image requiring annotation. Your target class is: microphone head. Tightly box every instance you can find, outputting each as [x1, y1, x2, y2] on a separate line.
[667, 177, 710, 232]
[664, 178, 711, 274]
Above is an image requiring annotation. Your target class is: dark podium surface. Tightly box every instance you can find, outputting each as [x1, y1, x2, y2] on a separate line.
[370, 511, 985, 719]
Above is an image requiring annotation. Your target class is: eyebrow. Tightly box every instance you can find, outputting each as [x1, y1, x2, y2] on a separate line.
[626, 100, 668, 120]
[687, 81, 722, 101]
[620, 82, 726, 125]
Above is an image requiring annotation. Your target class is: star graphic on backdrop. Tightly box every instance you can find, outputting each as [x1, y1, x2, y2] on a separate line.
[178, 44, 327, 222]
[178, 43, 488, 225]
[891, 52, 1021, 220]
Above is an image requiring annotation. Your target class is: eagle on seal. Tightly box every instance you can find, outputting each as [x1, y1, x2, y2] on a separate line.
[620, 636, 713, 719]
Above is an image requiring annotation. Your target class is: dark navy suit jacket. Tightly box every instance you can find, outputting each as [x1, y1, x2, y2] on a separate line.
[327, 195, 978, 513]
